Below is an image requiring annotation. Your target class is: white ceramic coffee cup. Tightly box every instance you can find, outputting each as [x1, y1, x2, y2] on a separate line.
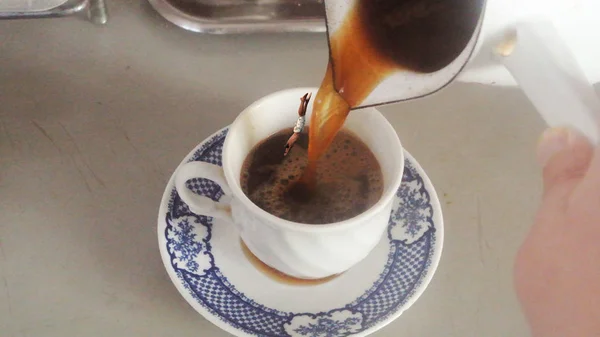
[174, 87, 404, 280]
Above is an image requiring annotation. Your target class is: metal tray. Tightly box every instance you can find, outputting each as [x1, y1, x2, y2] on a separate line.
[147, 0, 326, 34]
[0, 0, 107, 24]
[0, 0, 69, 13]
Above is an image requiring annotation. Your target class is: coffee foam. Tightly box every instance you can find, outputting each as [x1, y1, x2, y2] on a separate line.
[241, 128, 383, 224]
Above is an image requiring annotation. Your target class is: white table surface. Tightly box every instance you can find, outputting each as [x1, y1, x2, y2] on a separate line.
[0, 1, 559, 336]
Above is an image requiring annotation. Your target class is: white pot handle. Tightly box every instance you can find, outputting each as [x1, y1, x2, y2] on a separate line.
[174, 161, 233, 220]
[495, 20, 600, 145]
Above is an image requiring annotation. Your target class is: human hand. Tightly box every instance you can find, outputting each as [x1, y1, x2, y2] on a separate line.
[514, 127, 600, 337]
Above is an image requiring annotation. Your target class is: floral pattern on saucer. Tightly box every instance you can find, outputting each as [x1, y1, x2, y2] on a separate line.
[159, 127, 442, 337]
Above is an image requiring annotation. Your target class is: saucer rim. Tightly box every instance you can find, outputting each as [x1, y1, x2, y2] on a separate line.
[157, 126, 444, 337]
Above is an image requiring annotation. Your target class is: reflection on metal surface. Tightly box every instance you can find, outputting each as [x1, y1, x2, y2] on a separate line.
[148, 0, 326, 34]
[88, 0, 108, 24]
[0, 0, 107, 24]
[0, 0, 69, 12]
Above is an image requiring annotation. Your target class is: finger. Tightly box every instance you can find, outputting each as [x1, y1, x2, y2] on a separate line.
[538, 127, 594, 199]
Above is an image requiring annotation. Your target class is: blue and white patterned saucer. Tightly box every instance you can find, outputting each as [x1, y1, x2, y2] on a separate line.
[157, 127, 444, 337]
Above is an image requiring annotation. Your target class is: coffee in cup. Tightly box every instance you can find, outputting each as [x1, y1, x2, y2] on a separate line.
[240, 127, 383, 224]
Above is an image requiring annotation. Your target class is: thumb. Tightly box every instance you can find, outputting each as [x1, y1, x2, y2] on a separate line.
[537, 127, 594, 199]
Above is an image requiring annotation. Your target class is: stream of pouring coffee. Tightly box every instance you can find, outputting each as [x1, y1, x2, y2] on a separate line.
[301, 0, 483, 186]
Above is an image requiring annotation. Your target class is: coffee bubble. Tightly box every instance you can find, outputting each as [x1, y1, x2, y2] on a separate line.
[240, 128, 383, 224]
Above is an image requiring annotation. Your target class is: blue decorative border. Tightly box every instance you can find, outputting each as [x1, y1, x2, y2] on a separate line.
[161, 128, 440, 337]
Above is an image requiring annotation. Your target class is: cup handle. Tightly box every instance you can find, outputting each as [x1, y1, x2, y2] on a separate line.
[174, 161, 233, 220]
